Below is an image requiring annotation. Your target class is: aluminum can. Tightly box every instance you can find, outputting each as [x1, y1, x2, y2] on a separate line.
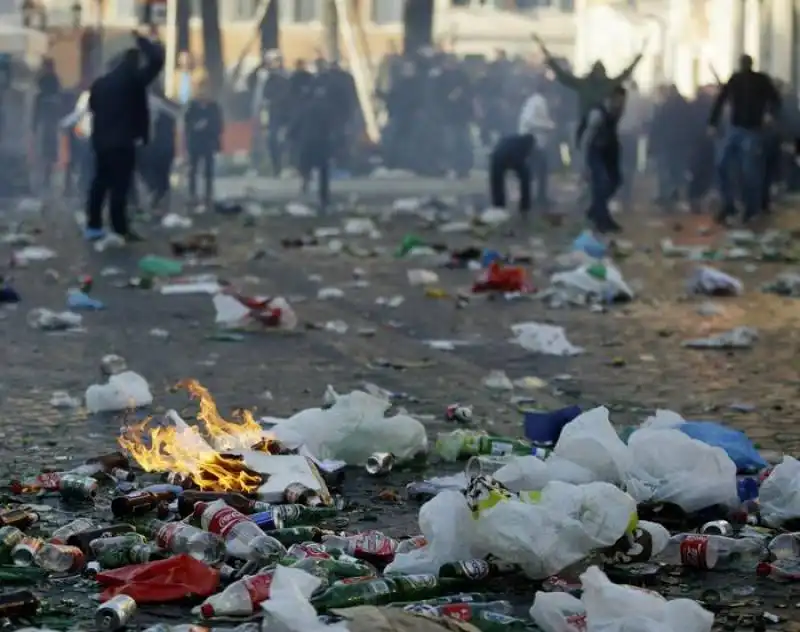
[95, 594, 137, 631]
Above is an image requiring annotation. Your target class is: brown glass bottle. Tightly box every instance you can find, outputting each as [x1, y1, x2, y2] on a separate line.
[87, 452, 130, 470]
[111, 490, 178, 518]
[0, 508, 39, 530]
[0, 590, 40, 618]
[66, 524, 136, 554]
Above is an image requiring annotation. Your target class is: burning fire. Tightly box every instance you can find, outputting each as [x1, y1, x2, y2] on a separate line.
[118, 379, 272, 493]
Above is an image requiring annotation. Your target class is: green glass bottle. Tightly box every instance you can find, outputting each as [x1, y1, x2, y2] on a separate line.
[436, 430, 531, 460]
[265, 527, 331, 546]
[311, 574, 458, 611]
[291, 555, 376, 579]
[388, 593, 494, 608]
[275, 504, 339, 527]
[439, 558, 515, 582]
[89, 534, 147, 569]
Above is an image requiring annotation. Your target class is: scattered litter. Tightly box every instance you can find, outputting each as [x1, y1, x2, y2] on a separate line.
[27, 308, 83, 331]
[510, 322, 584, 356]
[687, 266, 743, 296]
[85, 370, 153, 413]
[49, 391, 81, 409]
[683, 326, 758, 349]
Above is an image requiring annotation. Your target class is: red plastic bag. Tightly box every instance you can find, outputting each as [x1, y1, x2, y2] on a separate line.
[472, 262, 532, 293]
[96, 554, 220, 604]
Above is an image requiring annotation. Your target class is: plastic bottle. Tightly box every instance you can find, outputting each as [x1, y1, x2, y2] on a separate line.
[656, 534, 766, 570]
[311, 574, 458, 610]
[50, 518, 95, 545]
[195, 571, 275, 618]
[322, 530, 398, 567]
[435, 430, 531, 461]
[34, 543, 85, 572]
[402, 600, 515, 622]
[149, 519, 225, 565]
[757, 559, 800, 581]
[194, 500, 286, 562]
[768, 532, 800, 560]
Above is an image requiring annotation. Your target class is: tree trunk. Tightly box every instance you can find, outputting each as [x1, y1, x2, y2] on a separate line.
[260, 0, 279, 54]
[403, 0, 434, 54]
[200, 0, 224, 92]
[176, 0, 191, 57]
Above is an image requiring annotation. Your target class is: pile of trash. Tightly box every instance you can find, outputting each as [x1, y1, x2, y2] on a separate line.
[4, 377, 800, 632]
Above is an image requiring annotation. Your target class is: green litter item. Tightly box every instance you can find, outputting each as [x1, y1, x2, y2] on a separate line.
[138, 255, 184, 278]
[396, 234, 425, 257]
[0, 565, 48, 583]
[587, 263, 607, 280]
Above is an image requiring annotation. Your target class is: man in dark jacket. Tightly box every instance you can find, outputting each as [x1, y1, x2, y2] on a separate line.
[292, 81, 335, 212]
[709, 54, 781, 224]
[184, 79, 223, 209]
[85, 30, 164, 241]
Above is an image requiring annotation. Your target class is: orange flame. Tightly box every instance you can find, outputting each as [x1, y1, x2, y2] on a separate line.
[118, 379, 269, 493]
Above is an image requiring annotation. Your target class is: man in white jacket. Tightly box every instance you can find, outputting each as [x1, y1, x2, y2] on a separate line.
[518, 83, 555, 208]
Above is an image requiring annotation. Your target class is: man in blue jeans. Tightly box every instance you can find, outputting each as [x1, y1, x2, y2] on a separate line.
[708, 54, 781, 224]
[578, 86, 627, 233]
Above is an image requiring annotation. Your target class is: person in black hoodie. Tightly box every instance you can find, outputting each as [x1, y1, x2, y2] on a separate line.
[32, 57, 62, 193]
[85, 30, 164, 241]
[184, 78, 223, 209]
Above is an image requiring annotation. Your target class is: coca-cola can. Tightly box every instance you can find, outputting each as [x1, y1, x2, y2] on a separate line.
[445, 403, 473, 423]
[365, 452, 394, 476]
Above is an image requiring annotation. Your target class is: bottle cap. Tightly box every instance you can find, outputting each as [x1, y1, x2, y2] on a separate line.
[200, 603, 214, 617]
[756, 561, 772, 577]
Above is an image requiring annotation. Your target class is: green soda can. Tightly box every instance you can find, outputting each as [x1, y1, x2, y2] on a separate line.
[59, 474, 99, 502]
[90, 534, 147, 569]
[0, 526, 24, 564]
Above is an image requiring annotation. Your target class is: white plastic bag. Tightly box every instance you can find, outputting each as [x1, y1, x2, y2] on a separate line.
[759, 456, 800, 527]
[384, 490, 474, 575]
[469, 481, 636, 579]
[262, 566, 349, 632]
[687, 266, 743, 296]
[510, 322, 584, 356]
[85, 371, 153, 413]
[627, 428, 739, 512]
[552, 407, 632, 485]
[530, 591, 587, 632]
[550, 262, 633, 304]
[580, 566, 713, 632]
[271, 389, 427, 464]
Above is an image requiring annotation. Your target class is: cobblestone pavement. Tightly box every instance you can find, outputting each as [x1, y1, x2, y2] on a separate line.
[2, 179, 800, 628]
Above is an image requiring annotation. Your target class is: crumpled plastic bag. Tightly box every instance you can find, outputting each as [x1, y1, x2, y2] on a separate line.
[687, 266, 743, 296]
[468, 480, 636, 579]
[683, 326, 758, 349]
[627, 428, 739, 512]
[552, 407, 632, 486]
[213, 293, 297, 330]
[580, 565, 713, 632]
[759, 456, 800, 527]
[85, 370, 153, 413]
[271, 387, 427, 464]
[96, 554, 219, 603]
[493, 455, 595, 492]
[262, 565, 349, 632]
[510, 322, 583, 356]
[385, 490, 474, 575]
[531, 566, 713, 632]
[549, 262, 633, 304]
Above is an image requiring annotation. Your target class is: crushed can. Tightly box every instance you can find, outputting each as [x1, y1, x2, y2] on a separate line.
[0, 508, 39, 530]
[365, 452, 395, 476]
[11, 537, 44, 567]
[700, 520, 734, 536]
[95, 594, 137, 631]
[446, 403, 473, 423]
[0, 526, 24, 563]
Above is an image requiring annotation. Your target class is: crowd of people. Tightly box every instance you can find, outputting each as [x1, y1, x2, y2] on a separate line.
[24, 28, 800, 240]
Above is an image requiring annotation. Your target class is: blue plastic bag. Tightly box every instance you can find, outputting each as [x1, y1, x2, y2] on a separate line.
[572, 230, 607, 259]
[680, 421, 767, 472]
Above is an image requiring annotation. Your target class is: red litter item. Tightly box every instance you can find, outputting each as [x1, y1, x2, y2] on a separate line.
[472, 262, 532, 293]
[95, 554, 220, 604]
